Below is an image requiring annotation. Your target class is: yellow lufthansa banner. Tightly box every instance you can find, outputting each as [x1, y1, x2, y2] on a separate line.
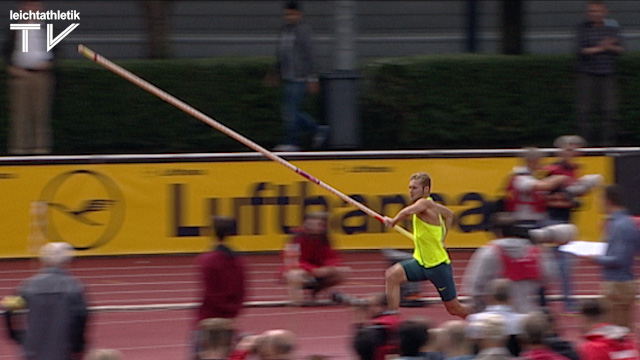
[0, 155, 612, 257]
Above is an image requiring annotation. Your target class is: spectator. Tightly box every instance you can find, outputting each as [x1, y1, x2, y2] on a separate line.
[267, 1, 328, 152]
[577, 299, 639, 360]
[540, 308, 580, 360]
[84, 349, 123, 360]
[397, 318, 430, 360]
[282, 212, 347, 305]
[4, 0, 55, 155]
[353, 327, 383, 360]
[503, 148, 570, 225]
[582, 185, 640, 330]
[196, 318, 234, 360]
[467, 279, 526, 356]
[473, 314, 513, 360]
[6, 242, 89, 360]
[575, 0, 624, 146]
[439, 320, 474, 360]
[518, 312, 571, 360]
[348, 293, 401, 360]
[463, 213, 556, 313]
[193, 216, 245, 356]
[196, 216, 245, 320]
[422, 327, 445, 360]
[544, 135, 602, 312]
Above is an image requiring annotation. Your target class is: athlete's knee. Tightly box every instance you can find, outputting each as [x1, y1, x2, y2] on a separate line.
[385, 265, 404, 284]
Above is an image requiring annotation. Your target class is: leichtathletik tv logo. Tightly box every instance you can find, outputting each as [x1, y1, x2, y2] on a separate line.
[9, 8, 80, 52]
[39, 170, 125, 250]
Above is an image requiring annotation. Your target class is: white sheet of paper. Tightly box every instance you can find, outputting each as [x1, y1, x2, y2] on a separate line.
[558, 241, 607, 257]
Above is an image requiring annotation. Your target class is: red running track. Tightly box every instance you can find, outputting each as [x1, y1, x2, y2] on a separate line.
[0, 250, 629, 359]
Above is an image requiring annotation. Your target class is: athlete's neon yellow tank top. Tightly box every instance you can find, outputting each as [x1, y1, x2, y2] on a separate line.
[412, 199, 451, 268]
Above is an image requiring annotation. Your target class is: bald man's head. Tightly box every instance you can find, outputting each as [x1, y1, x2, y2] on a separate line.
[260, 329, 296, 360]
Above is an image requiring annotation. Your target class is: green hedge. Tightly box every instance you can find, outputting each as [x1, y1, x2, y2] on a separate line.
[1, 53, 638, 155]
[361, 53, 640, 149]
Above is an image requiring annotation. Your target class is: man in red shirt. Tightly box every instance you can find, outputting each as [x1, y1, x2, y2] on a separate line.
[578, 298, 639, 360]
[282, 212, 348, 304]
[195, 216, 246, 321]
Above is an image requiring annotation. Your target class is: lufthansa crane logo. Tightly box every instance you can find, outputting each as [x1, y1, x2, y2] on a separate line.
[38, 170, 125, 250]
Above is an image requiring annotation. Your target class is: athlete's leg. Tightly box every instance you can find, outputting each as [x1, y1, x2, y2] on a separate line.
[443, 298, 472, 319]
[313, 266, 348, 292]
[385, 263, 408, 311]
[427, 263, 472, 319]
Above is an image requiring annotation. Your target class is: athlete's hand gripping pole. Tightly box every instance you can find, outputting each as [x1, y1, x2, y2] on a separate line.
[77, 45, 413, 240]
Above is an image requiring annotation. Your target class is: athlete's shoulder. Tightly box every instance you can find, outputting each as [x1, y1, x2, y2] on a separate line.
[415, 197, 436, 206]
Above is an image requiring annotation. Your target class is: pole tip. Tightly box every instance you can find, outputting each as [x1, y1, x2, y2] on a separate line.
[77, 44, 84, 53]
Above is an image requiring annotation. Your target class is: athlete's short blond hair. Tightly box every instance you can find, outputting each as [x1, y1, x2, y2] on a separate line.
[410, 172, 431, 188]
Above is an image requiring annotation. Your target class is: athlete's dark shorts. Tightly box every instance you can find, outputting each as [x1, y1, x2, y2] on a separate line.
[400, 259, 457, 302]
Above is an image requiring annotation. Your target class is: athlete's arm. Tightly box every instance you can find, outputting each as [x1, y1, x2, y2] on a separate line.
[433, 202, 454, 232]
[384, 198, 435, 228]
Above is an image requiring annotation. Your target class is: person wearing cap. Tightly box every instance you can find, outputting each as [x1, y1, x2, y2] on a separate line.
[5, 242, 88, 360]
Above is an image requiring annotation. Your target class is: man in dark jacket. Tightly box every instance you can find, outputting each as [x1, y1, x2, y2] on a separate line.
[268, 1, 328, 152]
[575, 1, 624, 146]
[6, 242, 88, 360]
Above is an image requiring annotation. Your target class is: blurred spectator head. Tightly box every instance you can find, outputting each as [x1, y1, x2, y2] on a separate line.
[211, 216, 237, 242]
[554, 135, 586, 159]
[440, 320, 472, 354]
[353, 327, 381, 360]
[39, 242, 74, 267]
[521, 147, 544, 171]
[580, 298, 609, 329]
[476, 313, 507, 347]
[487, 278, 512, 305]
[259, 329, 296, 360]
[520, 312, 549, 347]
[398, 318, 430, 357]
[284, 1, 303, 24]
[587, 1, 608, 23]
[303, 211, 328, 235]
[603, 184, 625, 211]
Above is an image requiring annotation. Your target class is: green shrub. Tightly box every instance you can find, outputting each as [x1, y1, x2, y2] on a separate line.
[1, 53, 638, 155]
